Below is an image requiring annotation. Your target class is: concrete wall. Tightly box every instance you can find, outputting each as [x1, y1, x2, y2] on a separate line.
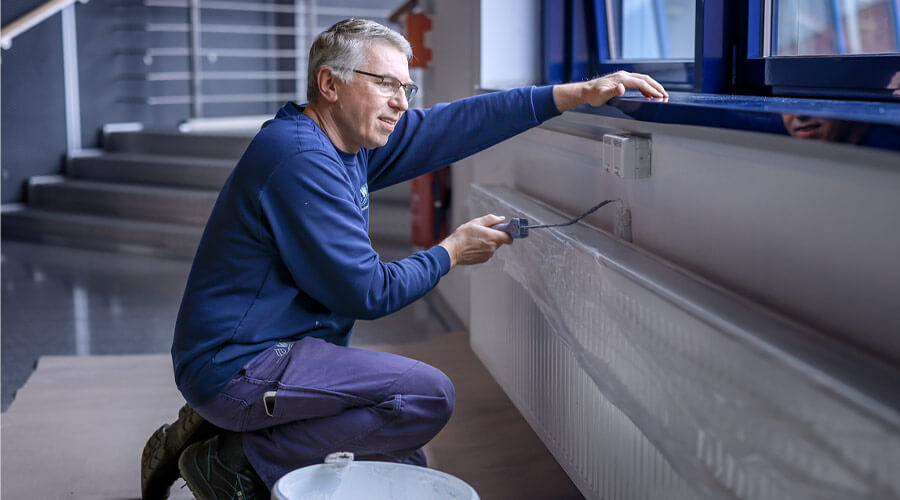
[1, 0, 400, 204]
[425, 0, 481, 324]
[2, 0, 70, 203]
[477, 117, 900, 363]
[426, 0, 900, 364]
[478, 0, 540, 89]
[2, 0, 182, 203]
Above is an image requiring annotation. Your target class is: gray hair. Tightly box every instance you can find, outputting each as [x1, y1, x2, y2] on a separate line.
[307, 19, 412, 102]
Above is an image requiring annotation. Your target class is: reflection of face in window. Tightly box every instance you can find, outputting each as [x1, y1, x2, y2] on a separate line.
[781, 114, 870, 144]
[888, 71, 900, 97]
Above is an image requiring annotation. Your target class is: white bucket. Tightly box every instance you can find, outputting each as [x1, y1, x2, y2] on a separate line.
[271, 452, 479, 500]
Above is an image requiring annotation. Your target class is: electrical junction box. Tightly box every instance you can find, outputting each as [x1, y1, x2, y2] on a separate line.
[602, 134, 651, 179]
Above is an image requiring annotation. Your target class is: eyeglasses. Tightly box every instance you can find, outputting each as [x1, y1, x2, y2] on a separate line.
[352, 69, 418, 102]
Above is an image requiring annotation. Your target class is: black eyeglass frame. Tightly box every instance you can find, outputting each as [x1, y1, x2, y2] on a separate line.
[352, 69, 419, 102]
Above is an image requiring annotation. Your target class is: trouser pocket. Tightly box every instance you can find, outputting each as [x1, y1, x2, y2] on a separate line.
[262, 385, 376, 421]
[263, 391, 277, 417]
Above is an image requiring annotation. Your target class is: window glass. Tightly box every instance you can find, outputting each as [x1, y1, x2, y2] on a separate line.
[773, 0, 900, 55]
[607, 0, 696, 59]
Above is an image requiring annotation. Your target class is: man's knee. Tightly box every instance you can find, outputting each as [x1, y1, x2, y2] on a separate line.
[396, 362, 455, 430]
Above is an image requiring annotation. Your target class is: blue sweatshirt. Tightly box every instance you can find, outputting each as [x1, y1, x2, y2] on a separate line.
[172, 86, 561, 406]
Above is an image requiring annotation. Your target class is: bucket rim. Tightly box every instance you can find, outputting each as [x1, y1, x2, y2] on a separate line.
[272, 460, 479, 499]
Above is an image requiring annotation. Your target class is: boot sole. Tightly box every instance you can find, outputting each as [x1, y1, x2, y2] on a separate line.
[178, 442, 218, 500]
[141, 407, 217, 499]
[178, 436, 270, 500]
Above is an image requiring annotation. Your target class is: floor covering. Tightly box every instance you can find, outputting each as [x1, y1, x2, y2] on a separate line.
[1, 242, 582, 499]
[1, 334, 582, 499]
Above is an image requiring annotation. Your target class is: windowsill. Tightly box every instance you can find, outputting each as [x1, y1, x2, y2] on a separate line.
[478, 87, 900, 153]
[571, 91, 900, 153]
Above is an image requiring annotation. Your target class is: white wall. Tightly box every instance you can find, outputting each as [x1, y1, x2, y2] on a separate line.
[478, 0, 541, 89]
[426, 0, 900, 363]
[426, 0, 481, 324]
[475, 116, 900, 361]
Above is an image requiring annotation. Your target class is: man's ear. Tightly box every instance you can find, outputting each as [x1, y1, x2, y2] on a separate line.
[316, 66, 340, 103]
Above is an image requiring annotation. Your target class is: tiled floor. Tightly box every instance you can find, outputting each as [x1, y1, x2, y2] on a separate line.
[1, 241, 455, 411]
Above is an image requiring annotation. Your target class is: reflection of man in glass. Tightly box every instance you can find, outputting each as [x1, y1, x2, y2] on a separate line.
[781, 72, 900, 145]
[781, 114, 870, 143]
[888, 71, 900, 97]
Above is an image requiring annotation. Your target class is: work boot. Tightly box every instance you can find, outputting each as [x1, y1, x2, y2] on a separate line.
[141, 404, 219, 499]
[178, 433, 269, 500]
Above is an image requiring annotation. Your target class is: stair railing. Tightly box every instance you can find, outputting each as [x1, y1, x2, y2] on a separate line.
[1, 0, 87, 50]
[2, 0, 88, 153]
[126, 1, 393, 120]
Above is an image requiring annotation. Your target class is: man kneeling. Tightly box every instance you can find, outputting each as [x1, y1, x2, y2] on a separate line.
[140, 17, 666, 500]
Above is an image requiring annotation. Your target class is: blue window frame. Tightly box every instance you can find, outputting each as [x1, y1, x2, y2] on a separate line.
[749, 0, 900, 100]
[544, 0, 900, 100]
[543, 0, 732, 92]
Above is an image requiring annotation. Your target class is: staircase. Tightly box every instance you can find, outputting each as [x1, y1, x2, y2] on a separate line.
[2, 129, 249, 260]
[2, 128, 413, 260]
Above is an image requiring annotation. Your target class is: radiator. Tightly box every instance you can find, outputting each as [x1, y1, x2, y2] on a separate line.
[468, 185, 900, 500]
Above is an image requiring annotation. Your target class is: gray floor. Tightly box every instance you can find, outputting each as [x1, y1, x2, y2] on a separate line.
[1, 240, 454, 411]
[1, 240, 583, 499]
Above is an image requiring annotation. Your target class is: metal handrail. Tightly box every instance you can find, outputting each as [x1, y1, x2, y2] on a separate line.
[134, 23, 303, 36]
[1, 0, 88, 50]
[124, 70, 300, 81]
[120, 47, 302, 58]
[142, 93, 298, 105]
[143, 0, 389, 18]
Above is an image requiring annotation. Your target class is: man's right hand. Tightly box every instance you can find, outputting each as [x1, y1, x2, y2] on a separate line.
[438, 214, 513, 269]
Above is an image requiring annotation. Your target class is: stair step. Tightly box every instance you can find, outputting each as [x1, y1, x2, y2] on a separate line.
[6, 199, 413, 258]
[103, 130, 252, 159]
[68, 150, 234, 189]
[27, 176, 217, 225]
[1, 204, 202, 260]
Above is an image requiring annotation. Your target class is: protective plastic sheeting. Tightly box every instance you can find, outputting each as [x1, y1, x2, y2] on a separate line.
[469, 184, 900, 500]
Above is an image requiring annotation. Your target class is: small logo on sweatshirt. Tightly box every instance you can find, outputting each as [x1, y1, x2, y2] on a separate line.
[359, 184, 369, 211]
[274, 341, 293, 358]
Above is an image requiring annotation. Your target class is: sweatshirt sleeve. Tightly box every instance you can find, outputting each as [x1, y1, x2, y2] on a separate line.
[366, 85, 560, 190]
[259, 150, 450, 320]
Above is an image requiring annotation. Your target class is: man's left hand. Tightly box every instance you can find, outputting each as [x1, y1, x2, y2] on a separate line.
[553, 71, 668, 112]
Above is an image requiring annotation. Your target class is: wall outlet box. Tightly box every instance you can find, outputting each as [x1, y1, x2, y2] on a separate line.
[602, 134, 651, 179]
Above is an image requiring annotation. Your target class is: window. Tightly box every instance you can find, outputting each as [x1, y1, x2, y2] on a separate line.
[760, 0, 900, 100]
[543, 0, 900, 99]
[607, 0, 696, 60]
[772, 0, 899, 56]
[760, 0, 900, 99]
[542, 0, 730, 91]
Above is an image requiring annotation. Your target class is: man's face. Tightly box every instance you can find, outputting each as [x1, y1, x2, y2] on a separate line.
[333, 43, 411, 152]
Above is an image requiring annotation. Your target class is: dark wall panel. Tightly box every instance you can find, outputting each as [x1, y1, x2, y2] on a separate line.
[2, 0, 68, 203]
[77, 0, 137, 151]
[2, 0, 151, 203]
[2, 0, 402, 203]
